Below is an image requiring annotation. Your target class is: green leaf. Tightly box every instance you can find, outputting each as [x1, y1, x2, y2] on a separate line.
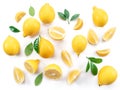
[64, 9, 69, 19]
[9, 26, 20, 33]
[87, 57, 102, 64]
[58, 12, 66, 20]
[34, 37, 39, 53]
[91, 62, 98, 75]
[35, 73, 43, 86]
[25, 42, 33, 56]
[29, 6, 35, 16]
[86, 61, 90, 72]
[70, 14, 80, 21]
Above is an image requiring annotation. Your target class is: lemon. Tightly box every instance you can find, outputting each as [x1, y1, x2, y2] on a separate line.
[48, 26, 66, 40]
[92, 6, 108, 27]
[39, 3, 55, 24]
[44, 64, 62, 79]
[14, 67, 25, 84]
[74, 18, 83, 30]
[98, 66, 117, 86]
[3, 36, 20, 55]
[67, 69, 80, 84]
[96, 49, 110, 57]
[61, 50, 73, 67]
[39, 37, 54, 58]
[15, 11, 26, 22]
[23, 17, 40, 37]
[24, 59, 40, 74]
[72, 35, 87, 56]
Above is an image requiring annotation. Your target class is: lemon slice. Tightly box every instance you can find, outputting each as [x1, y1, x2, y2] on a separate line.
[15, 11, 26, 22]
[48, 26, 65, 40]
[74, 18, 83, 30]
[24, 59, 40, 74]
[14, 67, 25, 84]
[96, 49, 110, 57]
[61, 50, 73, 67]
[67, 69, 80, 84]
[44, 64, 62, 79]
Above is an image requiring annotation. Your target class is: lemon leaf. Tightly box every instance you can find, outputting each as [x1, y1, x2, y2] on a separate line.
[25, 42, 33, 56]
[34, 37, 39, 53]
[91, 62, 98, 75]
[9, 26, 20, 33]
[86, 61, 90, 72]
[64, 9, 69, 19]
[35, 73, 43, 86]
[29, 6, 35, 16]
[70, 14, 80, 21]
[58, 12, 66, 20]
[87, 57, 102, 64]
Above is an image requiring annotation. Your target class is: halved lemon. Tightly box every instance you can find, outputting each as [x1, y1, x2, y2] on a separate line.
[67, 69, 80, 84]
[14, 67, 25, 84]
[44, 64, 62, 79]
[61, 50, 73, 67]
[24, 59, 40, 74]
[96, 49, 110, 57]
[74, 18, 83, 30]
[48, 26, 65, 40]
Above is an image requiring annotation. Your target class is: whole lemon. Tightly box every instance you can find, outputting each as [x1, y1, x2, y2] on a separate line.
[92, 6, 108, 27]
[72, 35, 87, 55]
[23, 17, 40, 37]
[3, 36, 20, 55]
[98, 66, 117, 86]
[39, 37, 54, 58]
[39, 3, 55, 24]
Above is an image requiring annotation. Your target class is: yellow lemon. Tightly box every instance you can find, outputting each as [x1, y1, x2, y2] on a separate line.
[23, 17, 40, 37]
[96, 49, 110, 57]
[74, 18, 83, 30]
[48, 26, 66, 40]
[24, 59, 40, 74]
[92, 6, 108, 27]
[72, 35, 87, 56]
[14, 67, 25, 84]
[39, 3, 55, 24]
[39, 37, 54, 58]
[3, 36, 20, 55]
[67, 69, 80, 84]
[98, 66, 117, 86]
[44, 64, 62, 79]
[15, 11, 26, 22]
[61, 50, 73, 67]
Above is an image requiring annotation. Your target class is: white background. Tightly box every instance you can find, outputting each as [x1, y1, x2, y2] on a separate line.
[0, 0, 120, 90]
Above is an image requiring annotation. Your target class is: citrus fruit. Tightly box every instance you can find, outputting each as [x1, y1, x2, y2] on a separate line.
[48, 26, 65, 40]
[39, 3, 55, 24]
[24, 59, 40, 74]
[15, 11, 26, 22]
[3, 36, 20, 55]
[96, 49, 110, 57]
[44, 64, 62, 79]
[74, 18, 83, 30]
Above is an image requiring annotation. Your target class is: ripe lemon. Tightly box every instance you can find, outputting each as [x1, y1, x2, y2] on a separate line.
[72, 35, 87, 56]
[61, 50, 73, 67]
[14, 67, 25, 84]
[39, 3, 55, 24]
[3, 36, 20, 55]
[23, 17, 40, 37]
[24, 59, 40, 74]
[96, 49, 110, 57]
[74, 18, 83, 30]
[15, 11, 26, 22]
[48, 26, 66, 40]
[67, 69, 80, 84]
[39, 37, 54, 58]
[98, 66, 117, 86]
[44, 64, 62, 79]
[92, 6, 108, 27]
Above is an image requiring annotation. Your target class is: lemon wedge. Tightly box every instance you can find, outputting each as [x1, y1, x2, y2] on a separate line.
[67, 69, 80, 84]
[74, 18, 83, 30]
[48, 26, 65, 40]
[44, 64, 62, 79]
[96, 49, 110, 57]
[24, 59, 40, 74]
[14, 67, 25, 84]
[15, 11, 26, 22]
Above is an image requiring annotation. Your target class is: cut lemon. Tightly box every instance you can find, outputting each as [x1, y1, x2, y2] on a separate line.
[24, 59, 40, 74]
[67, 69, 80, 84]
[61, 50, 73, 67]
[15, 11, 26, 22]
[96, 49, 110, 57]
[44, 64, 62, 79]
[48, 26, 65, 40]
[14, 67, 25, 84]
[74, 18, 83, 30]
[102, 27, 116, 41]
